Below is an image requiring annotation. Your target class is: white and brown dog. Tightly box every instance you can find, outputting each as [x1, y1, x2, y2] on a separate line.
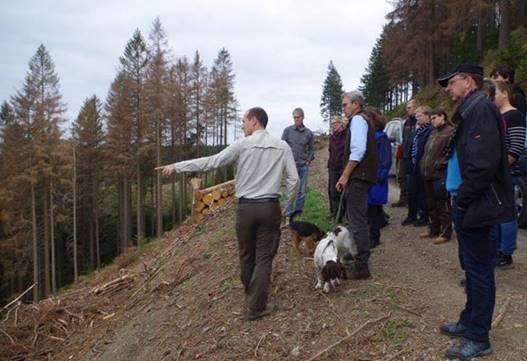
[314, 233, 345, 293]
[314, 226, 357, 293]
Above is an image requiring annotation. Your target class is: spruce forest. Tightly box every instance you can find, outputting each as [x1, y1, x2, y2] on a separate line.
[360, 0, 527, 112]
[0, 18, 239, 304]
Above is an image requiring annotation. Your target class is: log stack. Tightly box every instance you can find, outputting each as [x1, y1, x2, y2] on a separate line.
[191, 179, 235, 223]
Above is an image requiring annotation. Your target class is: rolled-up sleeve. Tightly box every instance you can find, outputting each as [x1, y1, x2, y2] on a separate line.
[175, 141, 240, 172]
[283, 146, 300, 209]
[349, 115, 368, 162]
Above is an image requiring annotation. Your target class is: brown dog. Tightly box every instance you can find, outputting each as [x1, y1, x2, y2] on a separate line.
[288, 221, 325, 256]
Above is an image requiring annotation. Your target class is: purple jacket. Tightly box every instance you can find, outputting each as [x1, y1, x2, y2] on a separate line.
[327, 130, 346, 170]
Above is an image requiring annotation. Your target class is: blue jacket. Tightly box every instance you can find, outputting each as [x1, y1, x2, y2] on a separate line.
[368, 130, 392, 205]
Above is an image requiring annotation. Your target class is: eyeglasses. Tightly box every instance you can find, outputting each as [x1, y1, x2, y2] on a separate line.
[293, 115, 302, 119]
[342, 103, 349, 107]
[448, 75, 466, 86]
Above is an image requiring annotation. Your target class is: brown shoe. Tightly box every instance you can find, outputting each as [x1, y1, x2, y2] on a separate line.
[434, 236, 450, 244]
[246, 303, 276, 321]
[419, 231, 434, 238]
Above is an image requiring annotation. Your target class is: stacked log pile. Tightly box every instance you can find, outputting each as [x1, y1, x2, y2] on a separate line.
[191, 179, 235, 223]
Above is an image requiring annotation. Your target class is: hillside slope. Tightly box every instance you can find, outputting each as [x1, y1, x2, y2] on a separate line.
[3, 144, 527, 361]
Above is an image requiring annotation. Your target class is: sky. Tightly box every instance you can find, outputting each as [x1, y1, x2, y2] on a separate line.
[0, 0, 393, 140]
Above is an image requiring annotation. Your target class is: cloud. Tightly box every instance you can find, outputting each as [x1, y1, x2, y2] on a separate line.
[0, 0, 392, 139]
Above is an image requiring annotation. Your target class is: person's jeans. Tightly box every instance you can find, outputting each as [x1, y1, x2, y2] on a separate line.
[496, 176, 518, 256]
[287, 164, 308, 216]
[452, 197, 497, 343]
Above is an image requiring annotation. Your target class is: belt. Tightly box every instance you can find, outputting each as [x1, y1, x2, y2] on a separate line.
[238, 197, 278, 204]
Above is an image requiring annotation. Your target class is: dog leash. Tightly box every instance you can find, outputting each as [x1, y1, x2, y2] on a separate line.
[334, 188, 346, 226]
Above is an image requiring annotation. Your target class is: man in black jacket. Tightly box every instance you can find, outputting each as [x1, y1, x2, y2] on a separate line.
[438, 63, 515, 360]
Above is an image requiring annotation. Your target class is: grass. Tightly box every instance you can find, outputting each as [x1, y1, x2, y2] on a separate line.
[181, 279, 193, 289]
[296, 187, 333, 232]
[378, 319, 413, 345]
[220, 277, 236, 293]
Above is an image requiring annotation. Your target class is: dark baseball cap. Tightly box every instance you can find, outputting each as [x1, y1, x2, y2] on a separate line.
[437, 63, 484, 87]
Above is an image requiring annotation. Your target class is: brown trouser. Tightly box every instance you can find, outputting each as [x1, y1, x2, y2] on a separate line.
[236, 200, 281, 312]
[424, 180, 452, 238]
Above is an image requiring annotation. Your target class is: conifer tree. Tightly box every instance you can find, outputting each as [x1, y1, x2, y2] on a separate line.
[120, 29, 149, 246]
[320, 61, 344, 122]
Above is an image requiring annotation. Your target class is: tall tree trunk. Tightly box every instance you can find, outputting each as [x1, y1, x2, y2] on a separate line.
[73, 143, 78, 281]
[156, 119, 162, 236]
[93, 180, 100, 268]
[136, 161, 143, 246]
[43, 180, 50, 297]
[50, 178, 56, 294]
[31, 182, 39, 302]
[499, 0, 512, 49]
[477, 5, 487, 57]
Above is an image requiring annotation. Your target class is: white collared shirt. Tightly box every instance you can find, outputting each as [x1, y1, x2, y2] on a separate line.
[174, 129, 300, 209]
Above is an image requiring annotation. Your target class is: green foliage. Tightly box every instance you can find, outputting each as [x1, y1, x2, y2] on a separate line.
[296, 187, 332, 232]
[320, 61, 344, 122]
[360, 36, 389, 108]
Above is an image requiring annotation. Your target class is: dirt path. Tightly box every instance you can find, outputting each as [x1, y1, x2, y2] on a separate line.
[309, 144, 527, 360]
[22, 144, 527, 361]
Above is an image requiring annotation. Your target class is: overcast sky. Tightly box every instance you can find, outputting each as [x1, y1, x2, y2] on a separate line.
[0, 0, 392, 139]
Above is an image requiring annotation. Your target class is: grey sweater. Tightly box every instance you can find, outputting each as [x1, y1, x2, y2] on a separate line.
[281, 124, 315, 166]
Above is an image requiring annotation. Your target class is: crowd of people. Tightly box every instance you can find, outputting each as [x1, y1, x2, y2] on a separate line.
[156, 62, 526, 359]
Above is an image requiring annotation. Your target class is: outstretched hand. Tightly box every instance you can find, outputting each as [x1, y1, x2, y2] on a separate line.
[155, 164, 176, 176]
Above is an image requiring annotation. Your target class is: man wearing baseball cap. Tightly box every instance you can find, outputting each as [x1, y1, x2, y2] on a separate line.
[438, 63, 515, 359]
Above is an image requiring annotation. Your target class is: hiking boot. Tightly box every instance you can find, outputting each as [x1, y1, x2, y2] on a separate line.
[413, 218, 429, 227]
[440, 322, 467, 337]
[349, 267, 371, 280]
[434, 235, 450, 244]
[246, 303, 276, 321]
[445, 338, 492, 360]
[496, 254, 513, 268]
[401, 217, 416, 226]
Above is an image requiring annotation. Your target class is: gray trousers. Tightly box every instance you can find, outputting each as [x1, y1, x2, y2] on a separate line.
[236, 201, 281, 312]
[345, 179, 371, 271]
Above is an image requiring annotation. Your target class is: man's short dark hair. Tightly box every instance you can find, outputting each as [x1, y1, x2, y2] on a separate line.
[491, 65, 515, 83]
[247, 107, 268, 128]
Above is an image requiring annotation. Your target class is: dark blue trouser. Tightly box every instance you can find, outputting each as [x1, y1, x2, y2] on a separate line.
[452, 197, 498, 343]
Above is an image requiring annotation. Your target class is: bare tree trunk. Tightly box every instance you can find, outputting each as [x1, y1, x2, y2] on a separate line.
[136, 161, 143, 246]
[50, 178, 56, 294]
[31, 182, 39, 302]
[73, 143, 78, 281]
[43, 180, 50, 297]
[499, 0, 512, 49]
[93, 180, 100, 269]
[156, 119, 162, 236]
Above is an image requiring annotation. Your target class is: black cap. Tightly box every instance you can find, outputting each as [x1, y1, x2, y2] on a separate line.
[437, 63, 483, 87]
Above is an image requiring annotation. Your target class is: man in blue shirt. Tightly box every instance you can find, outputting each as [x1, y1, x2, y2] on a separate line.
[336, 91, 378, 279]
